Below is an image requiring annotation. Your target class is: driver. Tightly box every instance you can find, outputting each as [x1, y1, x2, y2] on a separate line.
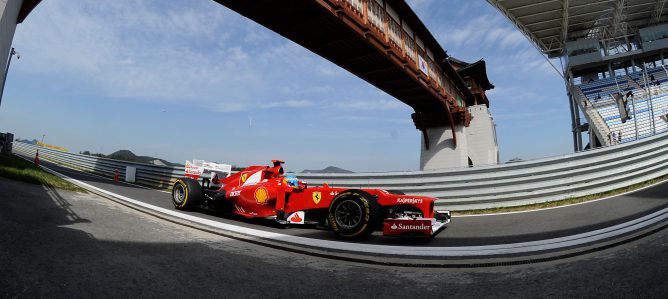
[284, 175, 300, 188]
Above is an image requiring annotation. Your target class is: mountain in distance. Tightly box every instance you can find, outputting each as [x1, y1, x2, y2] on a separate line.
[301, 166, 354, 174]
[506, 157, 525, 164]
[15, 138, 38, 145]
[82, 149, 181, 167]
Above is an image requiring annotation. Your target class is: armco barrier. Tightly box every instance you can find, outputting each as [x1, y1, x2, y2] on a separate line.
[12, 134, 668, 211]
[14, 142, 184, 190]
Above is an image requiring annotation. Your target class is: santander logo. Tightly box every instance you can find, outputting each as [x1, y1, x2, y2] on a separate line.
[388, 222, 431, 231]
[290, 213, 303, 223]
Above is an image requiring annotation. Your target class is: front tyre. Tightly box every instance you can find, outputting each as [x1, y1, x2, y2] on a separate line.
[327, 190, 380, 240]
[172, 178, 202, 210]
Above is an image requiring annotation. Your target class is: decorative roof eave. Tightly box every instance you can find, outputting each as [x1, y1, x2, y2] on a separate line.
[446, 56, 470, 69]
[457, 59, 495, 91]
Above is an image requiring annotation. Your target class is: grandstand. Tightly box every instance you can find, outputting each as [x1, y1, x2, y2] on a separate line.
[572, 63, 668, 146]
[488, 0, 668, 151]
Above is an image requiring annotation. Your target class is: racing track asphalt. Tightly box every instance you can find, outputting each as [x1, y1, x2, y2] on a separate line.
[4, 176, 667, 297]
[34, 158, 668, 248]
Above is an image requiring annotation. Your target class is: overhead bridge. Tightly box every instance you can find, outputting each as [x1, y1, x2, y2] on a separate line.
[214, 0, 475, 143]
[4, 0, 498, 170]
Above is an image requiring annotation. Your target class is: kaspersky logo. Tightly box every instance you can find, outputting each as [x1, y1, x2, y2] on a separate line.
[397, 198, 423, 204]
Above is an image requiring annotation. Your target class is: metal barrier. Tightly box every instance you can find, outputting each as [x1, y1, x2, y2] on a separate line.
[13, 142, 184, 190]
[13, 134, 668, 210]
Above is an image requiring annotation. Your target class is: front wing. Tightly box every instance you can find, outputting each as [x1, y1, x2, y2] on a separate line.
[382, 211, 451, 237]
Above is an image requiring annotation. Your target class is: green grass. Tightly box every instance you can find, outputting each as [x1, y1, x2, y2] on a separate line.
[453, 173, 668, 216]
[0, 154, 86, 192]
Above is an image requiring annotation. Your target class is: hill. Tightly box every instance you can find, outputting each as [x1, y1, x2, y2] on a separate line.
[301, 166, 353, 174]
[82, 149, 180, 167]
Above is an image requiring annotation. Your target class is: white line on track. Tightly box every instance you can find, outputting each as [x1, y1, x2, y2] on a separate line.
[35, 163, 668, 258]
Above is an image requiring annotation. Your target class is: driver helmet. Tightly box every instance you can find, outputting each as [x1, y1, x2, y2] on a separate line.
[284, 175, 300, 187]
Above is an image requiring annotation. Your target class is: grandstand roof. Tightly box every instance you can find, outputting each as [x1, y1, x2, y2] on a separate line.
[487, 0, 668, 58]
[17, 0, 41, 23]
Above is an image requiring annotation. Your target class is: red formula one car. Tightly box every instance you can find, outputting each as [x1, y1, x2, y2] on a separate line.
[171, 160, 451, 240]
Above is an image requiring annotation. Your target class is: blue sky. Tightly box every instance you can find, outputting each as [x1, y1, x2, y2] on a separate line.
[0, 0, 573, 172]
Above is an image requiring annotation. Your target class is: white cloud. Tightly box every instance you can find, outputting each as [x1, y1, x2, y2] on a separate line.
[448, 15, 524, 50]
[331, 99, 404, 110]
[261, 100, 315, 109]
[13, 0, 354, 112]
[405, 0, 435, 15]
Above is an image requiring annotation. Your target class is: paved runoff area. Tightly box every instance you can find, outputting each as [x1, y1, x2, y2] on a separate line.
[2, 177, 668, 297]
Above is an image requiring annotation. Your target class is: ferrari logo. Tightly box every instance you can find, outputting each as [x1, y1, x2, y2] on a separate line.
[312, 191, 322, 205]
[240, 173, 248, 184]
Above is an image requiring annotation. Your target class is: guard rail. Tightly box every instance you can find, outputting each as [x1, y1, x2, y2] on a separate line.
[12, 135, 668, 211]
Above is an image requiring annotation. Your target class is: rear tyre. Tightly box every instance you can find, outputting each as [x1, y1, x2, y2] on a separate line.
[172, 178, 203, 210]
[327, 190, 380, 240]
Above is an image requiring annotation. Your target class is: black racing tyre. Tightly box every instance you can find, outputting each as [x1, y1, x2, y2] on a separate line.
[327, 190, 381, 240]
[172, 178, 203, 210]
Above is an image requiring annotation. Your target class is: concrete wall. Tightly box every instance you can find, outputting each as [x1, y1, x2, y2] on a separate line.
[420, 125, 468, 170]
[0, 0, 22, 95]
[466, 105, 499, 166]
[419, 105, 499, 170]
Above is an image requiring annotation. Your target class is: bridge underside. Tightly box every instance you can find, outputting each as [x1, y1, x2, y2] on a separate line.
[3, 0, 490, 170]
[214, 0, 461, 122]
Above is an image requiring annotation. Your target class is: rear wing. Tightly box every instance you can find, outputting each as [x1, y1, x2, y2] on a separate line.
[184, 160, 232, 181]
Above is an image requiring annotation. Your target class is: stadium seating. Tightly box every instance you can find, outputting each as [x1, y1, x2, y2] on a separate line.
[574, 65, 668, 146]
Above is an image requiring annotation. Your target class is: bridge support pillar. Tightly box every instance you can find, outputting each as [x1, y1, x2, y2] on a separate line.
[0, 0, 22, 96]
[420, 125, 469, 170]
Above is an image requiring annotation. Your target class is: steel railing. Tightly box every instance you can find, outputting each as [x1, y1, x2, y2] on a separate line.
[12, 135, 668, 211]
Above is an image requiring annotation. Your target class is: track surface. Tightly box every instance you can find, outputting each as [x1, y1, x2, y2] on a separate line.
[3, 177, 667, 297]
[39, 159, 668, 247]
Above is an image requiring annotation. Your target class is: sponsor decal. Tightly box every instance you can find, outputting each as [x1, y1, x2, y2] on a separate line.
[36, 142, 68, 152]
[312, 191, 322, 204]
[363, 199, 370, 221]
[240, 173, 249, 184]
[254, 187, 269, 204]
[287, 211, 305, 224]
[384, 219, 433, 236]
[229, 190, 241, 197]
[397, 198, 423, 204]
[185, 160, 204, 176]
[328, 214, 338, 231]
[389, 223, 431, 231]
[329, 191, 339, 196]
[234, 205, 246, 214]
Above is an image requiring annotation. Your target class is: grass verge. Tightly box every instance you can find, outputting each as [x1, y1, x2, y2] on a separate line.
[0, 154, 87, 192]
[453, 173, 668, 216]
